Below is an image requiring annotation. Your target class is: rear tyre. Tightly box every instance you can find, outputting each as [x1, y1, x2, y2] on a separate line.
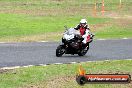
[78, 44, 89, 56]
[56, 45, 65, 57]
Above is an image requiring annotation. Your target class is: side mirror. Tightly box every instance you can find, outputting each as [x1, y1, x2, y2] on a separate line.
[64, 25, 68, 30]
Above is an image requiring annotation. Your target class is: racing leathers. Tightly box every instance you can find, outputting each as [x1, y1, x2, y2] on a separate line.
[74, 24, 92, 44]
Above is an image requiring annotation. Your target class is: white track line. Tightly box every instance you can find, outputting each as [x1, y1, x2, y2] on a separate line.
[42, 64, 47, 66]
[123, 37, 128, 39]
[0, 42, 6, 43]
[0, 59, 132, 70]
[39, 41, 48, 42]
[1, 66, 20, 70]
[38, 64, 45, 66]
[97, 38, 130, 41]
[70, 62, 77, 64]
[27, 65, 33, 67]
[23, 66, 30, 68]
[125, 59, 132, 60]
[97, 39, 106, 40]
[54, 63, 63, 65]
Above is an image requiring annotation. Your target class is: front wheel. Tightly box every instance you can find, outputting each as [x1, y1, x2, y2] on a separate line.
[56, 45, 65, 57]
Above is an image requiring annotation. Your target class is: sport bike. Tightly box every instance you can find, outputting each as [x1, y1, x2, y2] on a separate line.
[56, 26, 94, 57]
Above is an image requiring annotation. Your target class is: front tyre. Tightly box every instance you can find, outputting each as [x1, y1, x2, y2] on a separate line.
[56, 45, 65, 57]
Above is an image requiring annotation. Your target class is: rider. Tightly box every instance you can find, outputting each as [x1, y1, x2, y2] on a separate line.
[74, 19, 93, 48]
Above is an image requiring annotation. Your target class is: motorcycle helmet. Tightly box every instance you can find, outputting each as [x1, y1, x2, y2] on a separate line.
[80, 19, 87, 27]
[80, 19, 87, 24]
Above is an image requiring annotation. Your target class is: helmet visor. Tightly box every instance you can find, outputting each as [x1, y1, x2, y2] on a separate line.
[80, 23, 86, 26]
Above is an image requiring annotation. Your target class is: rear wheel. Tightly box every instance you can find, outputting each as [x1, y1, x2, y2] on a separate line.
[56, 45, 65, 57]
[78, 44, 89, 56]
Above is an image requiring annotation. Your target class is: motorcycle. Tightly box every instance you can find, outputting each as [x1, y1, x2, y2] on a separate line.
[56, 26, 94, 57]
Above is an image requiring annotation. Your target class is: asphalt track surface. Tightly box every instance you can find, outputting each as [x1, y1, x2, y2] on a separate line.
[0, 39, 132, 68]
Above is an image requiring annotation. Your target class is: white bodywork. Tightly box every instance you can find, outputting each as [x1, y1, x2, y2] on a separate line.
[63, 28, 92, 44]
[63, 28, 80, 40]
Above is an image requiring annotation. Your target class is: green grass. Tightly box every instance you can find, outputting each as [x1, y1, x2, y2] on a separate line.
[0, 0, 131, 42]
[0, 13, 111, 38]
[95, 25, 132, 39]
[0, 60, 132, 88]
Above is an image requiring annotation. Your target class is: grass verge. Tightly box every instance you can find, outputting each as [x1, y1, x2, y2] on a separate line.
[0, 0, 131, 42]
[0, 59, 132, 88]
